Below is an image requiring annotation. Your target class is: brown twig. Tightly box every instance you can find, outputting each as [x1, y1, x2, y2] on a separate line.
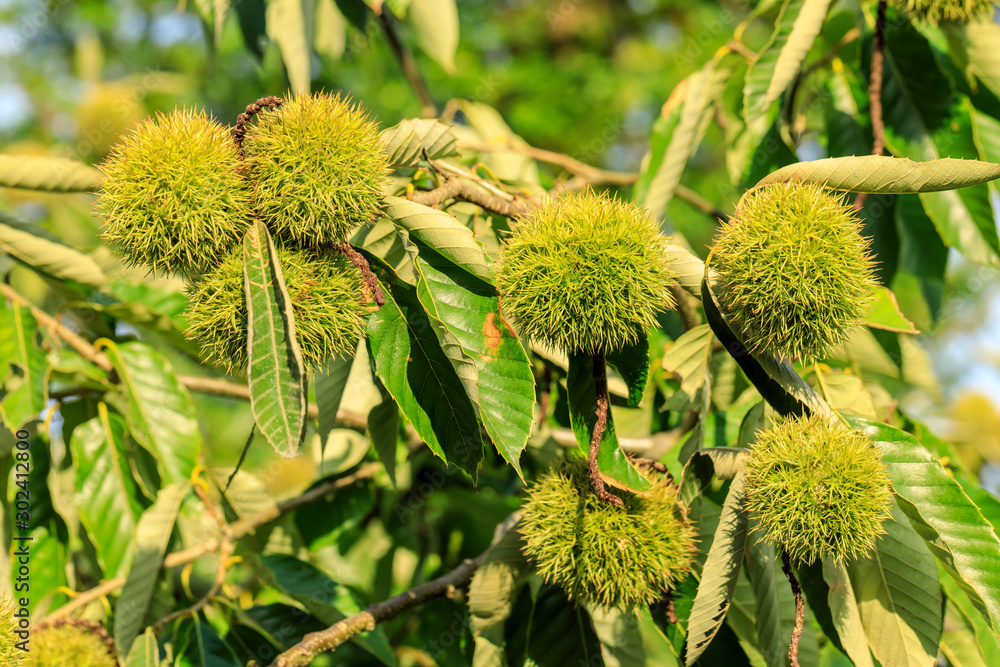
[456, 140, 730, 223]
[665, 588, 678, 625]
[329, 242, 384, 306]
[268, 552, 487, 666]
[855, 2, 887, 212]
[410, 178, 532, 218]
[45, 462, 383, 621]
[232, 96, 284, 157]
[780, 550, 805, 667]
[0, 280, 372, 431]
[373, 5, 436, 118]
[589, 351, 624, 507]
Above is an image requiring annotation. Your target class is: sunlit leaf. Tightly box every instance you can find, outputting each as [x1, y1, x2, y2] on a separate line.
[414, 249, 533, 476]
[103, 340, 201, 485]
[0, 211, 108, 289]
[846, 500, 942, 667]
[381, 118, 458, 167]
[70, 404, 142, 578]
[114, 482, 186, 657]
[686, 471, 749, 665]
[743, 0, 833, 124]
[367, 281, 484, 479]
[243, 220, 307, 458]
[857, 419, 1000, 632]
[0, 154, 101, 192]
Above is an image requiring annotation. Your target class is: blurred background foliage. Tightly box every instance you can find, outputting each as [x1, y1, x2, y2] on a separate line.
[2, 0, 1000, 664]
[2, 0, 998, 492]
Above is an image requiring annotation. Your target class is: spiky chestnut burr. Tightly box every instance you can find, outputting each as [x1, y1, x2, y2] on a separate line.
[518, 456, 696, 610]
[889, 0, 999, 24]
[28, 620, 117, 667]
[710, 181, 878, 362]
[97, 108, 253, 277]
[0, 598, 26, 667]
[185, 245, 368, 375]
[496, 189, 676, 355]
[242, 92, 390, 247]
[744, 414, 893, 564]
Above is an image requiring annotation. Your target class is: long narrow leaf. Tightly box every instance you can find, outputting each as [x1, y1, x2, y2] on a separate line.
[744, 0, 833, 124]
[0, 154, 101, 192]
[413, 249, 534, 476]
[857, 419, 1000, 631]
[114, 482, 186, 657]
[243, 220, 307, 458]
[686, 470, 750, 665]
[367, 281, 485, 480]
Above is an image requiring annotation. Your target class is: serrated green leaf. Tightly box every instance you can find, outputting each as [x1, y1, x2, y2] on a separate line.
[0, 299, 47, 429]
[879, 20, 1000, 266]
[859, 286, 919, 333]
[701, 274, 831, 418]
[414, 249, 533, 476]
[662, 324, 713, 412]
[590, 605, 680, 667]
[123, 627, 160, 667]
[0, 154, 101, 191]
[70, 404, 142, 578]
[179, 618, 241, 667]
[744, 0, 833, 124]
[822, 558, 874, 667]
[367, 282, 484, 479]
[679, 446, 748, 506]
[103, 340, 201, 485]
[744, 528, 819, 667]
[566, 351, 650, 493]
[847, 499, 942, 667]
[351, 216, 418, 285]
[637, 59, 730, 218]
[381, 118, 458, 167]
[0, 211, 108, 289]
[856, 419, 1000, 632]
[266, 0, 312, 94]
[261, 554, 397, 665]
[757, 155, 1000, 195]
[406, 0, 458, 74]
[686, 470, 749, 666]
[114, 482, 186, 657]
[384, 196, 493, 282]
[469, 522, 530, 667]
[243, 220, 307, 458]
[954, 19, 1000, 103]
[665, 244, 705, 298]
[941, 567, 1000, 666]
[815, 369, 879, 421]
[607, 333, 649, 409]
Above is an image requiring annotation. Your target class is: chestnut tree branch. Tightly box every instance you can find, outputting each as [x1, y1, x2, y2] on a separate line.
[410, 178, 533, 218]
[266, 552, 488, 666]
[0, 282, 369, 431]
[589, 351, 624, 507]
[781, 550, 805, 667]
[45, 462, 384, 621]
